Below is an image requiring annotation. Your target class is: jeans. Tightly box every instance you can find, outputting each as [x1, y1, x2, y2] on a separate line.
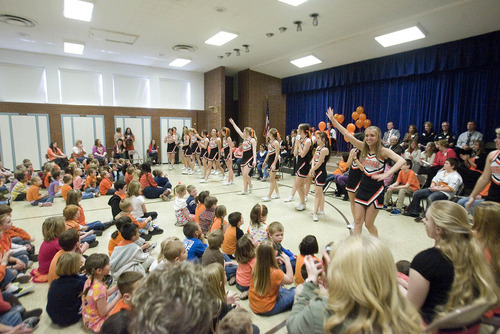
[86, 221, 105, 231]
[81, 192, 94, 200]
[154, 177, 171, 189]
[85, 187, 99, 194]
[82, 234, 96, 244]
[0, 269, 16, 289]
[142, 186, 169, 199]
[236, 282, 249, 292]
[31, 195, 54, 206]
[258, 286, 296, 316]
[256, 162, 268, 178]
[223, 253, 237, 280]
[457, 197, 484, 214]
[235, 158, 242, 175]
[10, 239, 34, 255]
[76, 157, 86, 163]
[0, 303, 24, 327]
[407, 189, 449, 215]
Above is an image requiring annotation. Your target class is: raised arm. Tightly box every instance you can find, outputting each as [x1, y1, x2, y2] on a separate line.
[228, 118, 245, 139]
[326, 107, 364, 150]
[372, 148, 405, 181]
[466, 151, 494, 210]
[251, 138, 257, 167]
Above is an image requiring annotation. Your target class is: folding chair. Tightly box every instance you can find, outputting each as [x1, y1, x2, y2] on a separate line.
[424, 301, 495, 334]
[128, 150, 143, 164]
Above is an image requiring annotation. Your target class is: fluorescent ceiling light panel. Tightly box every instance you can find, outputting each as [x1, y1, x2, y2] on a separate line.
[205, 31, 238, 46]
[291, 55, 322, 68]
[375, 26, 426, 47]
[64, 0, 94, 22]
[64, 42, 85, 55]
[169, 58, 191, 67]
[278, 0, 309, 6]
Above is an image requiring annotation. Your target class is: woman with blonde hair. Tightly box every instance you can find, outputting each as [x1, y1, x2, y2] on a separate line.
[401, 201, 499, 324]
[229, 119, 257, 195]
[286, 235, 422, 334]
[327, 108, 405, 236]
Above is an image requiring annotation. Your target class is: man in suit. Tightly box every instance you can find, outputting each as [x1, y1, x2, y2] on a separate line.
[382, 122, 400, 147]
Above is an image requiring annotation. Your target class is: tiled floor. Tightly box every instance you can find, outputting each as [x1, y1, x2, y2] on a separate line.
[11, 164, 434, 333]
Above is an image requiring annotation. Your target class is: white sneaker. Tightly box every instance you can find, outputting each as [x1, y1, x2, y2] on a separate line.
[182, 170, 188, 175]
[271, 194, 280, 199]
[312, 214, 319, 222]
[262, 196, 271, 202]
[305, 196, 308, 202]
[181, 166, 186, 170]
[248, 186, 253, 193]
[195, 168, 201, 172]
[295, 203, 306, 211]
[200, 179, 208, 183]
[237, 190, 248, 195]
[222, 175, 227, 181]
[214, 171, 220, 175]
[223, 181, 231, 186]
[188, 170, 194, 175]
[317, 210, 325, 215]
[347, 222, 354, 230]
[199, 175, 206, 179]
[284, 196, 294, 202]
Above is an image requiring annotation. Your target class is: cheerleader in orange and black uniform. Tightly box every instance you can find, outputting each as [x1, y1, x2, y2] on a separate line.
[229, 119, 257, 195]
[221, 127, 234, 186]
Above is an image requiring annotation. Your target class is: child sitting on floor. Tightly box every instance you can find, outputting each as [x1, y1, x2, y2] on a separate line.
[183, 222, 207, 263]
[149, 237, 187, 272]
[194, 190, 210, 223]
[127, 181, 157, 220]
[199, 196, 217, 235]
[268, 221, 296, 273]
[174, 184, 195, 227]
[108, 180, 127, 219]
[294, 235, 319, 285]
[11, 172, 28, 201]
[115, 199, 159, 238]
[222, 212, 245, 258]
[99, 171, 115, 196]
[202, 230, 237, 283]
[48, 171, 62, 198]
[26, 176, 54, 207]
[61, 175, 73, 200]
[210, 205, 228, 232]
[248, 204, 268, 243]
[109, 271, 143, 316]
[66, 190, 111, 233]
[186, 185, 197, 215]
[63, 205, 98, 246]
[235, 234, 257, 300]
[31, 216, 65, 283]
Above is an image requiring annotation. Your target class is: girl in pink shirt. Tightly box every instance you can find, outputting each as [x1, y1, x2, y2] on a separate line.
[234, 234, 258, 299]
[31, 217, 65, 282]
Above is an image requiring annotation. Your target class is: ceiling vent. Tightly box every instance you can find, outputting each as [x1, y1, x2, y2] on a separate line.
[172, 44, 198, 52]
[0, 14, 37, 27]
[89, 28, 138, 45]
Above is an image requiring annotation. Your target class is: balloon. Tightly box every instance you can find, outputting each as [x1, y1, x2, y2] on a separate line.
[333, 113, 339, 120]
[356, 119, 363, 129]
[346, 123, 356, 133]
[344, 137, 349, 143]
[350, 131, 355, 135]
[363, 119, 371, 128]
[337, 114, 345, 124]
[352, 111, 359, 121]
[318, 121, 326, 132]
[358, 113, 366, 121]
[357, 106, 364, 113]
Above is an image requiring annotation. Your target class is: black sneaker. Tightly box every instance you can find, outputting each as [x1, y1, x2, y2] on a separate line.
[103, 221, 115, 230]
[22, 316, 40, 329]
[94, 230, 103, 236]
[150, 228, 163, 235]
[22, 308, 42, 320]
[141, 234, 152, 241]
[28, 254, 38, 262]
[88, 241, 99, 248]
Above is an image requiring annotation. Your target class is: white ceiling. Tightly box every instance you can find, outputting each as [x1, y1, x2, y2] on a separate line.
[0, 0, 499, 78]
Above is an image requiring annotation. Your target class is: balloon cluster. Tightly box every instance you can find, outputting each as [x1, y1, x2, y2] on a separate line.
[350, 106, 371, 129]
[316, 121, 331, 141]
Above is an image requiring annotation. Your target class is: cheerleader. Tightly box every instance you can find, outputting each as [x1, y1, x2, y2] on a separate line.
[303, 128, 317, 202]
[181, 128, 194, 174]
[221, 127, 235, 186]
[308, 131, 330, 221]
[262, 128, 281, 201]
[163, 128, 177, 170]
[190, 129, 201, 172]
[201, 129, 225, 183]
[327, 108, 404, 236]
[197, 130, 210, 173]
[229, 118, 257, 195]
[344, 145, 364, 225]
[287, 124, 312, 211]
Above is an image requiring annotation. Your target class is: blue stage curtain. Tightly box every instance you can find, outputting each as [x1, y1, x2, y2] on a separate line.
[284, 31, 500, 152]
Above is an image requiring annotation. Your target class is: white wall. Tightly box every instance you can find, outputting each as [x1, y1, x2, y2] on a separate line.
[0, 49, 204, 109]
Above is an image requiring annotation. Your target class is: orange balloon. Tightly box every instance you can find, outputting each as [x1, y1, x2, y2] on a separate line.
[318, 121, 326, 132]
[346, 123, 356, 133]
[344, 137, 349, 143]
[363, 119, 371, 128]
[352, 111, 359, 121]
[358, 113, 366, 122]
[356, 119, 363, 129]
[333, 113, 339, 120]
[337, 114, 345, 124]
[357, 106, 364, 113]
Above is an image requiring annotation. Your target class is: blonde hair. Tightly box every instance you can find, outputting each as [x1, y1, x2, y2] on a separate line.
[127, 180, 141, 197]
[66, 189, 81, 206]
[252, 239, 278, 297]
[42, 216, 66, 242]
[207, 229, 224, 249]
[360, 126, 383, 160]
[202, 263, 226, 326]
[268, 221, 284, 235]
[158, 237, 184, 262]
[324, 235, 422, 333]
[472, 201, 500, 283]
[174, 184, 187, 197]
[55, 252, 81, 276]
[428, 201, 499, 315]
[119, 198, 133, 212]
[217, 308, 253, 334]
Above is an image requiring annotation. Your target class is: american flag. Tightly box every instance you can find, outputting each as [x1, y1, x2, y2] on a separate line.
[263, 99, 270, 137]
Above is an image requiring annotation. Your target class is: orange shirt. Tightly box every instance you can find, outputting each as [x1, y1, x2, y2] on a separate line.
[77, 206, 86, 226]
[195, 204, 205, 223]
[294, 254, 320, 285]
[124, 173, 133, 186]
[479, 182, 491, 197]
[109, 298, 132, 316]
[115, 192, 126, 200]
[127, 214, 146, 229]
[65, 219, 81, 231]
[61, 184, 72, 200]
[0, 234, 12, 253]
[85, 176, 97, 189]
[47, 249, 67, 285]
[108, 231, 124, 256]
[333, 161, 348, 175]
[99, 178, 113, 195]
[139, 173, 157, 190]
[44, 173, 51, 188]
[222, 226, 237, 255]
[6, 226, 31, 241]
[26, 185, 42, 202]
[210, 218, 227, 232]
[396, 169, 420, 192]
[249, 267, 284, 314]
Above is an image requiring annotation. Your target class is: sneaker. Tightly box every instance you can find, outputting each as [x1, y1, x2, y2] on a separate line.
[14, 274, 31, 284]
[248, 186, 253, 193]
[28, 254, 38, 262]
[144, 242, 157, 253]
[284, 196, 294, 202]
[222, 175, 227, 181]
[390, 209, 402, 216]
[228, 276, 236, 286]
[239, 290, 249, 300]
[402, 212, 418, 217]
[26, 261, 34, 269]
[237, 190, 248, 195]
[141, 233, 153, 241]
[261, 178, 267, 182]
[22, 308, 42, 320]
[200, 179, 208, 183]
[195, 168, 201, 172]
[304, 196, 308, 202]
[223, 181, 231, 186]
[13, 284, 35, 298]
[103, 221, 115, 230]
[312, 214, 319, 222]
[188, 170, 194, 175]
[181, 166, 186, 170]
[160, 194, 168, 201]
[22, 316, 40, 329]
[5, 283, 20, 293]
[214, 171, 220, 175]
[317, 210, 325, 215]
[94, 230, 103, 236]
[347, 222, 354, 230]
[261, 196, 271, 202]
[271, 194, 280, 199]
[199, 175, 206, 179]
[150, 228, 164, 235]
[182, 170, 189, 175]
[295, 203, 306, 211]
[174, 221, 186, 227]
[38, 202, 52, 207]
[414, 217, 423, 222]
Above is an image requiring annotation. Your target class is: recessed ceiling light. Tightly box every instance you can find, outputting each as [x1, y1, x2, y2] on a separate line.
[64, 0, 94, 22]
[64, 42, 84, 55]
[278, 0, 309, 6]
[205, 31, 238, 46]
[375, 26, 426, 47]
[291, 55, 322, 68]
[169, 58, 191, 67]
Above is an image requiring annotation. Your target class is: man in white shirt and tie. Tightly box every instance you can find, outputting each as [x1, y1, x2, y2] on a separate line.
[382, 122, 400, 147]
[456, 121, 483, 154]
